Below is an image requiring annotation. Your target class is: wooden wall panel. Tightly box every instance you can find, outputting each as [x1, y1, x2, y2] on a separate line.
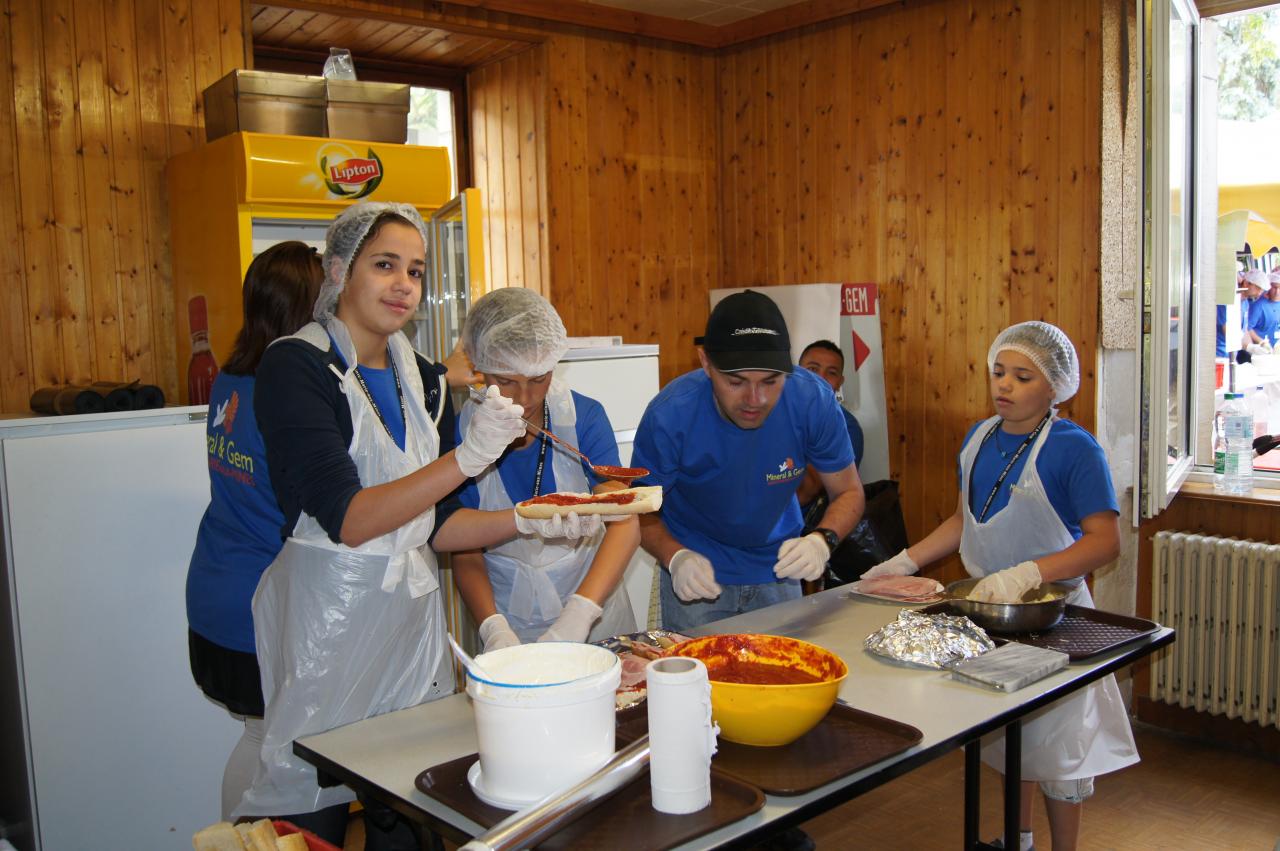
[717, 0, 1103, 545]
[0, 0, 246, 411]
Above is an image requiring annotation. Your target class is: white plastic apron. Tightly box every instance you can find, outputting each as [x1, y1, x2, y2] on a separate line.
[959, 415, 1138, 782]
[460, 380, 635, 643]
[235, 321, 455, 818]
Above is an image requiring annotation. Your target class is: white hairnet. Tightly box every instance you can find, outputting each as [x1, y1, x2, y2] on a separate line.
[1243, 268, 1269, 289]
[1269, 270, 1280, 286]
[315, 201, 430, 322]
[462, 288, 569, 376]
[987, 321, 1080, 404]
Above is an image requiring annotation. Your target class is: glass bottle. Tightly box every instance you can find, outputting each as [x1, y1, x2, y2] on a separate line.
[187, 295, 219, 406]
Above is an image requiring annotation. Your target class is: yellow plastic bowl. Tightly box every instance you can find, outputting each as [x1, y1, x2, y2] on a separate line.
[669, 634, 848, 747]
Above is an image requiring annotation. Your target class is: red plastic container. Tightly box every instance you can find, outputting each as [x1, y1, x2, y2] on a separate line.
[273, 820, 343, 851]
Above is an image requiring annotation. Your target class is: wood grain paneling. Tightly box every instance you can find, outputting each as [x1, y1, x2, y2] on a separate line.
[718, 0, 1103, 545]
[0, 0, 245, 410]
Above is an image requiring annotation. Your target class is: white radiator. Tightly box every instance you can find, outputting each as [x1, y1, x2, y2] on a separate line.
[1150, 532, 1280, 729]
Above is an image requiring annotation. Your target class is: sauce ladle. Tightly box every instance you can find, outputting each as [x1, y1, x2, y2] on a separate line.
[467, 386, 649, 483]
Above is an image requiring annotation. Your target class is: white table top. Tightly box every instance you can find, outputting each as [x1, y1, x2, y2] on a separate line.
[295, 586, 1172, 849]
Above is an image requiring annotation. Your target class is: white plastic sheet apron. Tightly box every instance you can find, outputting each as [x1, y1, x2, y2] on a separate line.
[460, 380, 635, 643]
[958, 414, 1139, 782]
[234, 321, 454, 819]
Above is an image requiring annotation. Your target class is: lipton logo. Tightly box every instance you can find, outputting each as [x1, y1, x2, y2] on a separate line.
[319, 148, 384, 199]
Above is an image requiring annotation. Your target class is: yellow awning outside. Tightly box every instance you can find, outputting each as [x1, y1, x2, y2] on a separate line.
[1218, 182, 1280, 254]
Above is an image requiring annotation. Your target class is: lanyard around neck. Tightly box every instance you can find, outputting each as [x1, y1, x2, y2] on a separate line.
[969, 413, 1051, 523]
[351, 351, 406, 445]
[531, 401, 551, 497]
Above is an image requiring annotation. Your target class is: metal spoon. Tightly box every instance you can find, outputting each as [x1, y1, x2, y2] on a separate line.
[467, 386, 650, 483]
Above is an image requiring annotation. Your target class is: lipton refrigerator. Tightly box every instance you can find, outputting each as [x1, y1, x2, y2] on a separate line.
[166, 130, 484, 405]
[165, 131, 486, 653]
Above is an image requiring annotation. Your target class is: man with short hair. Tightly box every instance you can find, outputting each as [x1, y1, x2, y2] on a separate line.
[631, 290, 865, 633]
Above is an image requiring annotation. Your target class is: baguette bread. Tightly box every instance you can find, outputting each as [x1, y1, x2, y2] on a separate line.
[514, 485, 662, 519]
[193, 822, 245, 851]
[246, 820, 279, 851]
[275, 834, 308, 851]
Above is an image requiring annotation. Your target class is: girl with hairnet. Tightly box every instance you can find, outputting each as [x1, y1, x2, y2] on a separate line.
[452, 287, 641, 652]
[861, 321, 1137, 851]
[233, 203, 588, 847]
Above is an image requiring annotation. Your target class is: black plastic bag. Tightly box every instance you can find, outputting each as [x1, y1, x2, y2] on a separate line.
[802, 479, 908, 587]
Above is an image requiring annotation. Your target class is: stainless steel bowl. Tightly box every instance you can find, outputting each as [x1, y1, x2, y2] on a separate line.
[944, 578, 1073, 634]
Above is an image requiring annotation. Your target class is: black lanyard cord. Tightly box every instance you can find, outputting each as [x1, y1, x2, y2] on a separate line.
[351, 351, 407, 445]
[968, 413, 1051, 523]
[531, 401, 551, 497]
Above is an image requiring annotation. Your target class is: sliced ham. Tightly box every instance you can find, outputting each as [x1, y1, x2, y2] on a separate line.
[618, 652, 648, 688]
[857, 575, 945, 601]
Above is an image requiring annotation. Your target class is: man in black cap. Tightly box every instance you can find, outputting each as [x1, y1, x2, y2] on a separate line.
[631, 290, 865, 633]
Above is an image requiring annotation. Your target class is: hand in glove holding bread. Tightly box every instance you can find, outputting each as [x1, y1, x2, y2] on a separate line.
[514, 510, 604, 540]
[967, 560, 1042, 604]
[669, 549, 722, 601]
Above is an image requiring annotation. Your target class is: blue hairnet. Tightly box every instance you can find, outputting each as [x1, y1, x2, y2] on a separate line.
[315, 201, 430, 322]
[987, 321, 1080, 404]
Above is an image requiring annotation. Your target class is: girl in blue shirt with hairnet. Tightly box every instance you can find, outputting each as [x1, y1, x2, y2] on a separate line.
[862, 321, 1138, 851]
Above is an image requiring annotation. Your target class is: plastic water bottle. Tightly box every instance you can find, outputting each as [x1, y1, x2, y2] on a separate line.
[1214, 393, 1253, 495]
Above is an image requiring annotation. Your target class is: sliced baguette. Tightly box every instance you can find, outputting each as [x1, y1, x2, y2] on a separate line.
[245, 819, 279, 851]
[275, 833, 309, 851]
[514, 485, 662, 519]
[192, 822, 246, 851]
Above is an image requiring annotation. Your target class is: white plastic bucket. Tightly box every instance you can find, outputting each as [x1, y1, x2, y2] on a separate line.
[467, 643, 621, 806]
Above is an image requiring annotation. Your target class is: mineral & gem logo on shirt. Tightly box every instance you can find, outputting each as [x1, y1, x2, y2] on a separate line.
[765, 457, 805, 485]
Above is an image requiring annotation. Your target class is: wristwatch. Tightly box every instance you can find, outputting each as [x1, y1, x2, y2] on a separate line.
[814, 527, 841, 556]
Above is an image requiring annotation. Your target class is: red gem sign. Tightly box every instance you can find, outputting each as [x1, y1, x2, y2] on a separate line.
[840, 283, 877, 316]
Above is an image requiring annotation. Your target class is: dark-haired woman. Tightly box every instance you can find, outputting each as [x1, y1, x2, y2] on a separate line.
[185, 241, 323, 820]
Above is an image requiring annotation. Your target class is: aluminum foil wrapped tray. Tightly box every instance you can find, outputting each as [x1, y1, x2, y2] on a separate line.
[864, 609, 996, 669]
[594, 630, 692, 710]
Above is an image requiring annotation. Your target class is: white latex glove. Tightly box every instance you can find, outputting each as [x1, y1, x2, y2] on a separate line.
[537, 594, 603, 643]
[669, 549, 722, 602]
[968, 560, 1043, 604]
[860, 548, 919, 579]
[773, 533, 829, 581]
[514, 510, 604, 540]
[455, 386, 526, 477]
[478, 613, 521, 653]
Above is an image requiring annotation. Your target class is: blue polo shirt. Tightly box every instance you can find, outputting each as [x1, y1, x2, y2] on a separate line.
[632, 367, 854, 585]
[1248, 298, 1280, 346]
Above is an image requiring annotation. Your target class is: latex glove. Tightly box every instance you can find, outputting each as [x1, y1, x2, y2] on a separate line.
[537, 594, 603, 643]
[861, 549, 919, 579]
[478, 613, 521, 653]
[514, 511, 604, 540]
[773, 533, 829, 581]
[669, 549, 722, 601]
[455, 386, 526, 476]
[968, 560, 1043, 604]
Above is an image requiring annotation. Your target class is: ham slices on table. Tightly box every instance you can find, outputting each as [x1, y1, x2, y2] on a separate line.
[595, 631, 692, 709]
[853, 575, 945, 603]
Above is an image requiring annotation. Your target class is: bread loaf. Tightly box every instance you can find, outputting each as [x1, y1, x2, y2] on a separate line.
[193, 822, 245, 851]
[514, 485, 662, 519]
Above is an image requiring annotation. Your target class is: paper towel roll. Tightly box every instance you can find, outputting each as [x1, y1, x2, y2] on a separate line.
[646, 656, 718, 814]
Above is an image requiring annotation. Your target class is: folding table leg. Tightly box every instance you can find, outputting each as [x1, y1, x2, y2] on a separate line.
[1004, 720, 1022, 851]
[964, 741, 981, 849]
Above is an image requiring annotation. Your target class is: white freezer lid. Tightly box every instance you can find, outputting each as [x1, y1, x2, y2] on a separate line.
[559, 344, 658, 362]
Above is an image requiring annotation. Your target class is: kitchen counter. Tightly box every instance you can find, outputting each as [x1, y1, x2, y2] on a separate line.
[295, 587, 1172, 850]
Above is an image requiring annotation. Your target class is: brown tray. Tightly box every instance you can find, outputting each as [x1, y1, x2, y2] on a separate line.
[414, 753, 764, 850]
[618, 702, 922, 796]
[920, 603, 1160, 662]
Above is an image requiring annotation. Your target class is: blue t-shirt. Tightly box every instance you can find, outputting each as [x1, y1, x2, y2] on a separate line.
[959, 418, 1118, 540]
[843, 407, 865, 469]
[356, 363, 407, 450]
[1248, 298, 1280, 346]
[457, 392, 620, 507]
[1217, 305, 1228, 357]
[631, 368, 854, 585]
[186, 372, 285, 653]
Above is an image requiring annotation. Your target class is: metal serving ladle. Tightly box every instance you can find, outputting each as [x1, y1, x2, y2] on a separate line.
[467, 385, 649, 483]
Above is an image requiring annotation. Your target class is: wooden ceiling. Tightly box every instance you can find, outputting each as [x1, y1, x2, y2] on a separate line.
[250, 5, 541, 71]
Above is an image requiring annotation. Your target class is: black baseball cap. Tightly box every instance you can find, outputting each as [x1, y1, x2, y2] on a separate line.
[694, 290, 793, 374]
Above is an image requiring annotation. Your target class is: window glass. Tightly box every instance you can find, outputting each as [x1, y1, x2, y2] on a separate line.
[407, 86, 457, 195]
